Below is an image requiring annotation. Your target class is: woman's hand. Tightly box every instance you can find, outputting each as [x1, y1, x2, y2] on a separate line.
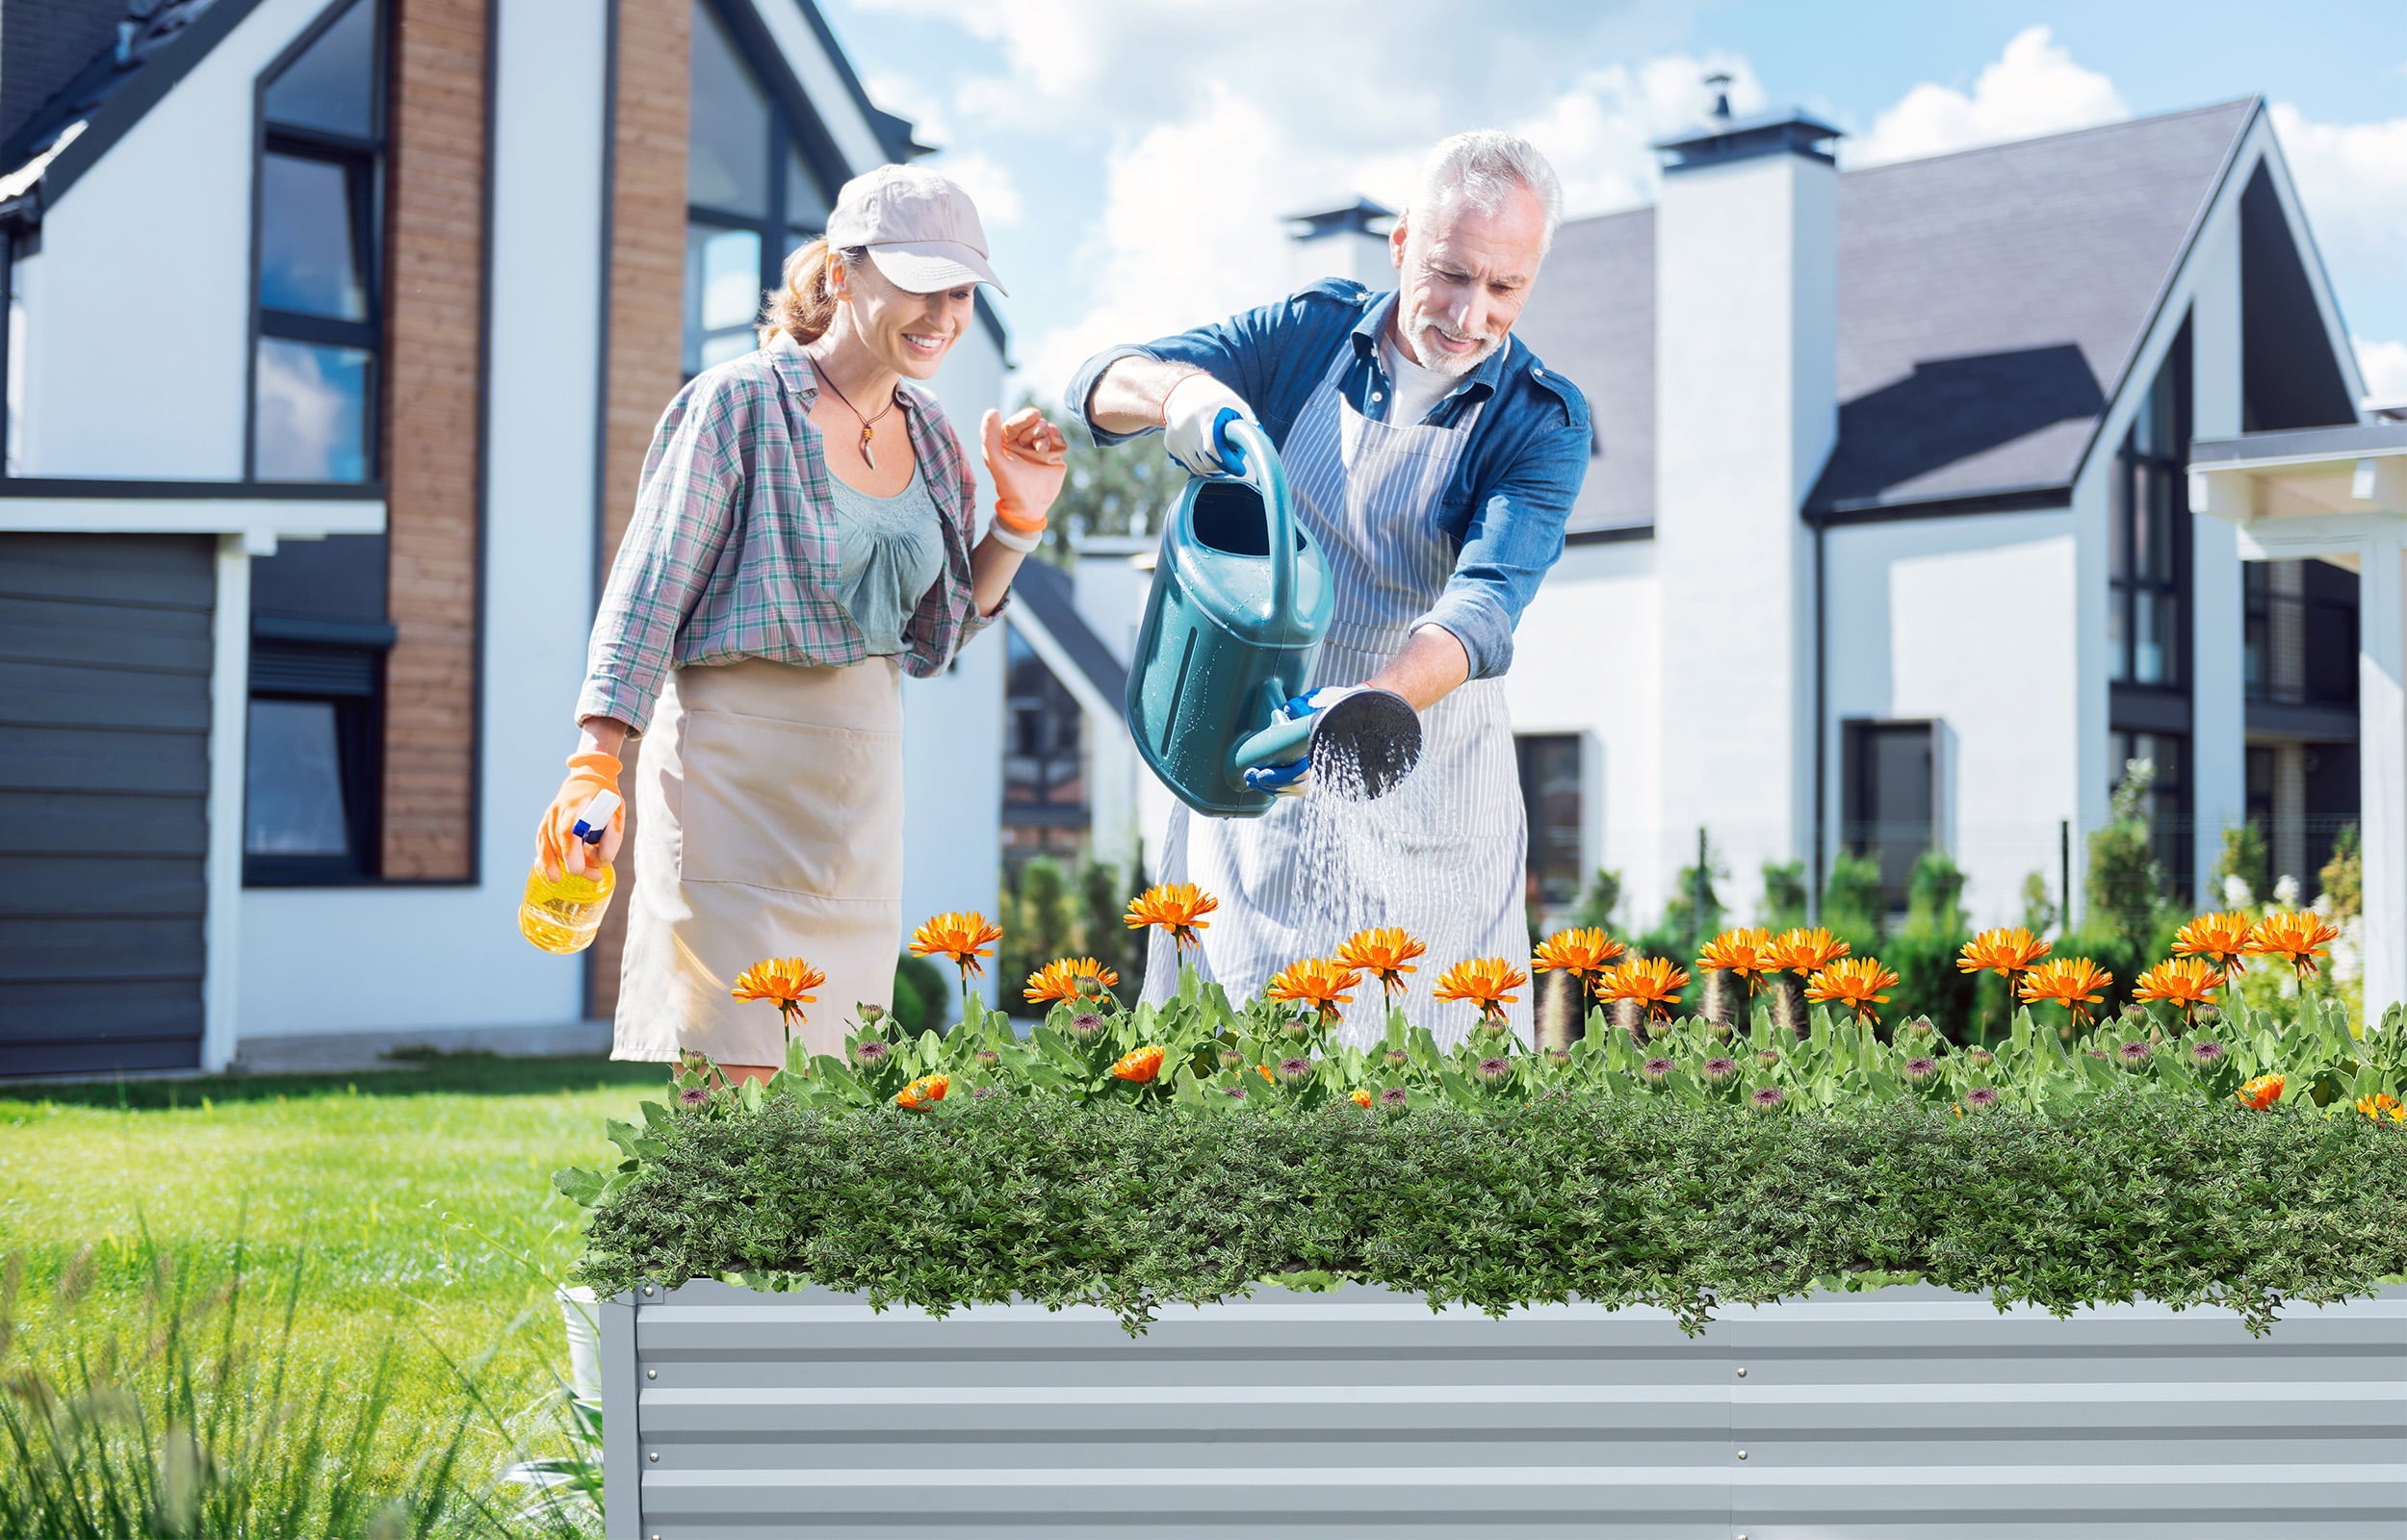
[537, 748, 626, 880]
[980, 406, 1068, 530]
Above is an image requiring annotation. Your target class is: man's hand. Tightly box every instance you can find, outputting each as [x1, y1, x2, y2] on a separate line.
[1162, 373, 1257, 477]
[1239, 685, 1361, 798]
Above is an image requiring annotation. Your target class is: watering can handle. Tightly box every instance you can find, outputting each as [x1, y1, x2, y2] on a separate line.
[1213, 418, 1300, 639]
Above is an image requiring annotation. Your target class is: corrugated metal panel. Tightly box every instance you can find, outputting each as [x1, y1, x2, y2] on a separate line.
[608, 1281, 2407, 1539]
[0, 532, 212, 1076]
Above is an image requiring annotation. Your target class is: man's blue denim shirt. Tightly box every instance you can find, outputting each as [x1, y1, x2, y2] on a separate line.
[1065, 279, 1592, 680]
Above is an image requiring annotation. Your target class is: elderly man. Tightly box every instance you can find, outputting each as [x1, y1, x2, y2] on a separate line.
[1068, 130, 1590, 1043]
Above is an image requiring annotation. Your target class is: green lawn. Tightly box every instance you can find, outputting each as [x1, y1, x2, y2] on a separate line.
[0, 1054, 669, 1531]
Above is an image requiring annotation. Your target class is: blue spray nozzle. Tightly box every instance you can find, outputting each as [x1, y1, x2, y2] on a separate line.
[571, 789, 622, 846]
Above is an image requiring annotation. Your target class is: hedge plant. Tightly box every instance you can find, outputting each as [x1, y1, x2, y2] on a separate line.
[559, 978, 2407, 1335]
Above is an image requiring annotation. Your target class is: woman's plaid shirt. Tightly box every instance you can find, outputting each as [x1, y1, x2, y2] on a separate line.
[576, 333, 1001, 731]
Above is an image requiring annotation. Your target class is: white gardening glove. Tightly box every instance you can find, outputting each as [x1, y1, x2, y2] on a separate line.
[1162, 372, 1257, 478]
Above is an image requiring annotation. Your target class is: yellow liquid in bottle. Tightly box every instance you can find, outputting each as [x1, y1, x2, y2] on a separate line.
[520, 860, 616, 954]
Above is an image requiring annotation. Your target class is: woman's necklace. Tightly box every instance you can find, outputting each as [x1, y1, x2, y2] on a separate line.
[813, 362, 900, 470]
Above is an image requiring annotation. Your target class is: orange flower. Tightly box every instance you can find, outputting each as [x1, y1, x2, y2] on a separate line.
[1124, 883, 1218, 952]
[1334, 927, 1426, 998]
[1803, 956, 1901, 1024]
[2132, 957, 2223, 1023]
[1255, 1063, 1275, 1084]
[1432, 957, 1529, 1022]
[910, 911, 1003, 979]
[2237, 1072, 2284, 1111]
[2356, 1091, 2402, 1122]
[1266, 958, 1364, 1024]
[1109, 1045, 1165, 1084]
[2249, 911, 2342, 980]
[1765, 927, 1850, 975]
[2018, 957, 2113, 1029]
[1532, 927, 1625, 985]
[2172, 911, 2257, 975]
[1351, 1088, 1374, 1109]
[1593, 956, 1691, 1021]
[730, 957, 827, 1044]
[894, 1072, 949, 1110]
[1695, 927, 1776, 993]
[1023, 956, 1120, 1005]
[1957, 926, 2050, 980]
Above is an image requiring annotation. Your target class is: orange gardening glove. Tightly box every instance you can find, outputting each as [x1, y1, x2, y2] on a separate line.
[981, 406, 1068, 533]
[537, 751, 625, 880]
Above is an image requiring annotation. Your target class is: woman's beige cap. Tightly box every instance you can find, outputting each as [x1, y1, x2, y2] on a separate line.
[826, 165, 1007, 296]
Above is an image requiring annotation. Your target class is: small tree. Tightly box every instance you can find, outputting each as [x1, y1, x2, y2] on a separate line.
[2318, 823, 2362, 919]
[1569, 867, 1623, 934]
[1821, 851, 1884, 938]
[2019, 870, 2059, 938]
[1077, 856, 1145, 1004]
[2216, 820, 2268, 908]
[1759, 860, 1808, 932]
[2086, 758, 2164, 946]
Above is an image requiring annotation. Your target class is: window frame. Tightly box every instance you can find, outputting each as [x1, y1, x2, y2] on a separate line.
[1514, 732, 1586, 924]
[246, 0, 388, 484]
[242, 642, 387, 886]
[1839, 718, 1939, 915]
[2108, 323, 2191, 691]
[684, 0, 850, 376]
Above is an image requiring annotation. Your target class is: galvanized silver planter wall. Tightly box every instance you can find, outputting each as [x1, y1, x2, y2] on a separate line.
[601, 1280, 2407, 1539]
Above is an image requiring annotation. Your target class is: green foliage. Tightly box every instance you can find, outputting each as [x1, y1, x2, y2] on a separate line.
[569, 1080, 2407, 1339]
[1077, 858, 1145, 1005]
[2088, 758, 2168, 944]
[1569, 867, 1623, 934]
[1027, 404, 1180, 566]
[2218, 820, 2270, 906]
[2020, 870, 2060, 938]
[1820, 851, 1884, 937]
[2319, 823, 2362, 919]
[890, 953, 950, 1039]
[996, 858, 1075, 998]
[1758, 861, 1808, 932]
[1637, 844, 1723, 989]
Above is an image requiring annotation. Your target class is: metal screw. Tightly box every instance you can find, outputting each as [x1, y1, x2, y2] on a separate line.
[647, 1451, 659, 1462]
[646, 1369, 658, 1379]
[641, 1285, 654, 1296]
[1734, 1366, 1747, 1377]
[1736, 1450, 1747, 1460]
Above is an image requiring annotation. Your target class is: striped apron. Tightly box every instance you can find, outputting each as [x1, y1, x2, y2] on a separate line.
[1142, 344, 1531, 1050]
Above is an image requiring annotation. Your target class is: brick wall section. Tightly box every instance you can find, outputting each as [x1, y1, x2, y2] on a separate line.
[380, 0, 489, 880]
[588, 0, 691, 1014]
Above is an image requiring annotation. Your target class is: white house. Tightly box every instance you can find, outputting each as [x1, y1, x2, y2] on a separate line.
[0, 0, 1009, 1078]
[1048, 97, 2390, 1011]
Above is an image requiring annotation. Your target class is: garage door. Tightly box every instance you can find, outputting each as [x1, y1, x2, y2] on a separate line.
[0, 532, 214, 1077]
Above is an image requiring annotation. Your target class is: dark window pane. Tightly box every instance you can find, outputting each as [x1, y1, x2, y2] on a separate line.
[259, 152, 369, 319]
[786, 143, 831, 230]
[688, 3, 769, 217]
[685, 223, 763, 372]
[1515, 734, 1583, 915]
[2109, 588, 2130, 682]
[264, 0, 377, 138]
[1848, 724, 1933, 911]
[246, 698, 351, 855]
[2134, 589, 2175, 684]
[254, 339, 371, 481]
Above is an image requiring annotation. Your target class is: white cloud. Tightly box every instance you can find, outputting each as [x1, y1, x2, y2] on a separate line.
[922, 148, 1022, 226]
[2269, 104, 2407, 281]
[1850, 26, 2127, 167]
[2358, 338, 2407, 407]
[862, 68, 951, 149]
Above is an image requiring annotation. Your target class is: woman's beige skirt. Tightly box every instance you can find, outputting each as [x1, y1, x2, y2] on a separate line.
[612, 655, 902, 1067]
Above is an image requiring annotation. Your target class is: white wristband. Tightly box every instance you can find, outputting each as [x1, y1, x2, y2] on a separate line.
[987, 519, 1043, 553]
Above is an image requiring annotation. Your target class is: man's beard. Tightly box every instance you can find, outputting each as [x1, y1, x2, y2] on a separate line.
[1405, 315, 1502, 377]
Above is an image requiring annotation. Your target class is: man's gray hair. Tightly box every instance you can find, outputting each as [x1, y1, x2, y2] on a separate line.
[1410, 130, 1564, 253]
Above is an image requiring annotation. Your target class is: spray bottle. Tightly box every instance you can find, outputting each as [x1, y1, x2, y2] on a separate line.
[519, 790, 621, 954]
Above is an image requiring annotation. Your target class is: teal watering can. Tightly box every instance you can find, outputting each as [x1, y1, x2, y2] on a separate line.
[1125, 419, 1422, 819]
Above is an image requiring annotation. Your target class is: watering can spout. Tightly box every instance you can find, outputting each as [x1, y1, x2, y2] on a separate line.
[1229, 687, 1423, 801]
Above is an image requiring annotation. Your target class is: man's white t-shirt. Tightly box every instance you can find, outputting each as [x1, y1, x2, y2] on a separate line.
[1379, 331, 1458, 427]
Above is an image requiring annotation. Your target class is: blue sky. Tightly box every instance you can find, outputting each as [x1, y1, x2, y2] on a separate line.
[818, 0, 2407, 402]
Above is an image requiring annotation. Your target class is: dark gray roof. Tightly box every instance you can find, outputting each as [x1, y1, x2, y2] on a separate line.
[1515, 99, 2265, 532]
[1009, 558, 1127, 719]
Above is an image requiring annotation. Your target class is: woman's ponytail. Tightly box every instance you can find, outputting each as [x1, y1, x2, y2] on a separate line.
[761, 239, 863, 346]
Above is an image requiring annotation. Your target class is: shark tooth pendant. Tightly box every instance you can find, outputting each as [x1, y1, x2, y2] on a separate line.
[861, 424, 877, 470]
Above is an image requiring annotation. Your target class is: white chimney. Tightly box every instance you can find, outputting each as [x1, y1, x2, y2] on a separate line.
[1283, 197, 1395, 293]
[1651, 95, 1841, 903]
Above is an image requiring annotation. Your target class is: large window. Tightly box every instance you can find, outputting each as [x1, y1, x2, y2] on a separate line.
[685, 0, 840, 373]
[251, 0, 384, 482]
[1515, 734, 1584, 923]
[2109, 327, 2190, 688]
[244, 533, 392, 885]
[1842, 720, 1935, 914]
[2245, 559, 2359, 708]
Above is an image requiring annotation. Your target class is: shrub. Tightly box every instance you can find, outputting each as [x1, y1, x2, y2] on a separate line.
[567, 1093, 2407, 1338]
[2088, 758, 2167, 945]
[890, 952, 949, 1038]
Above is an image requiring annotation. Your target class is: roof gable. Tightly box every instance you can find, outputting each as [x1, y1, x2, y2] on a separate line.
[1515, 98, 2281, 531]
